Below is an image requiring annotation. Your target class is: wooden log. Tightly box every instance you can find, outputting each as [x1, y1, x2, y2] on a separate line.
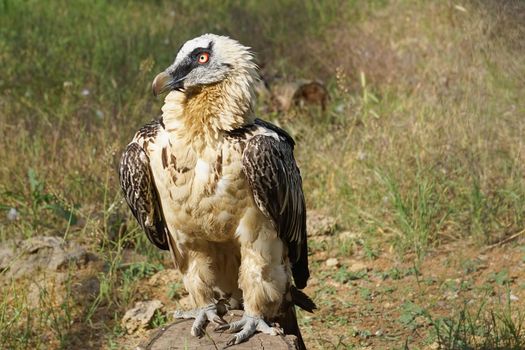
[270, 80, 328, 112]
[137, 310, 299, 350]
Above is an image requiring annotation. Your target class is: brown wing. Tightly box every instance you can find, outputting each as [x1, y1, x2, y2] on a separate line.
[119, 141, 169, 250]
[242, 120, 310, 289]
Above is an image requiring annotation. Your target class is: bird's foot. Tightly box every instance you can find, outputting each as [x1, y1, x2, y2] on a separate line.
[173, 302, 227, 337]
[215, 313, 283, 346]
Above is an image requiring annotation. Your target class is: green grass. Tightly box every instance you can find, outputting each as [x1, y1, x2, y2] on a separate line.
[1, 0, 524, 349]
[0, 269, 76, 349]
[433, 295, 525, 350]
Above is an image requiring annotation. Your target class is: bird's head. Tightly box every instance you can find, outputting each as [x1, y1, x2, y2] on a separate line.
[152, 34, 257, 97]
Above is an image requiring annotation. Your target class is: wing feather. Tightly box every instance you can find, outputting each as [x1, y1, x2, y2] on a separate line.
[119, 142, 170, 250]
[242, 120, 310, 289]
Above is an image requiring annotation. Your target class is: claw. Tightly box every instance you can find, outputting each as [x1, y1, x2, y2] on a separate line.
[215, 314, 283, 346]
[173, 303, 226, 337]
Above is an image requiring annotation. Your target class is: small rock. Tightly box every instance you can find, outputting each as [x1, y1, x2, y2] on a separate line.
[7, 208, 19, 221]
[335, 103, 345, 113]
[326, 258, 339, 268]
[4, 236, 92, 279]
[48, 242, 90, 270]
[21, 236, 63, 254]
[348, 260, 367, 272]
[307, 211, 337, 236]
[510, 294, 519, 302]
[122, 300, 163, 334]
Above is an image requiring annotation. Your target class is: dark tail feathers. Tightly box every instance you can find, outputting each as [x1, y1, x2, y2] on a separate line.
[275, 287, 316, 350]
[291, 286, 316, 313]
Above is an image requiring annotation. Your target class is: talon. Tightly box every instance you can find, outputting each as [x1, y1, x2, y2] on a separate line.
[216, 313, 280, 345]
[215, 323, 229, 332]
[226, 337, 236, 346]
[212, 314, 227, 325]
[172, 303, 226, 337]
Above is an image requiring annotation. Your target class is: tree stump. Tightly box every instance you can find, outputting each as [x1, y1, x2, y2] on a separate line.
[137, 310, 299, 350]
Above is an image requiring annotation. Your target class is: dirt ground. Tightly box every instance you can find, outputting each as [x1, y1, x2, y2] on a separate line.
[2, 227, 524, 349]
[299, 236, 525, 349]
[111, 234, 525, 350]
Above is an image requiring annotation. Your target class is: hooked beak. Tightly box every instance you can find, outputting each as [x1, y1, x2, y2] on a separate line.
[152, 71, 185, 96]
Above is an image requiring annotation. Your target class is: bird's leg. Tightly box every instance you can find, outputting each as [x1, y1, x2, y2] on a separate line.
[216, 313, 283, 346]
[173, 300, 228, 337]
[217, 234, 287, 345]
[169, 248, 228, 337]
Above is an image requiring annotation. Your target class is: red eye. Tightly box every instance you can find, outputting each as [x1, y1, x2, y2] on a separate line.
[198, 52, 209, 64]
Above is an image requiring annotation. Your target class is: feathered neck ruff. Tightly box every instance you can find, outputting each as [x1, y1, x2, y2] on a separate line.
[161, 65, 258, 152]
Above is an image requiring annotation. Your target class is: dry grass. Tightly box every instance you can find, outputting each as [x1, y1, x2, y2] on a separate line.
[296, 0, 525, 254]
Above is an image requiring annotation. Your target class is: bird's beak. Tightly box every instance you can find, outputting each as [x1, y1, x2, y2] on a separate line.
[152, 71, 171, 97]
[152, 71, 186, 97]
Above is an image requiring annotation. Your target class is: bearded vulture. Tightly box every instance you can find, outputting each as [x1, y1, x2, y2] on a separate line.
[119, 34, 315, 348]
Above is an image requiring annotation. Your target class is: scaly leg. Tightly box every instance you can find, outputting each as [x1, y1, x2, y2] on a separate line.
[216, 313, 283, 346]
[174, 302, 227, 337]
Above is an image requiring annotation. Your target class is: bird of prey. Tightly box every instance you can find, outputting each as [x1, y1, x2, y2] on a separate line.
[119, 34, 315, 348]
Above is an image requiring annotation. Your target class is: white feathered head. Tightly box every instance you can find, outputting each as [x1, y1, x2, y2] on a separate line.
[152, 34, 258, 96]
